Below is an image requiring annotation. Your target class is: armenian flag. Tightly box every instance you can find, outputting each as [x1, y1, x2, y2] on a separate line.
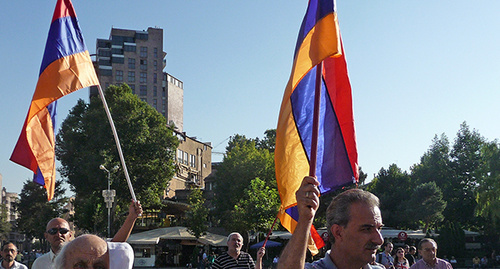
[10, 0, 99, 200]
[275, 0, 358, 254]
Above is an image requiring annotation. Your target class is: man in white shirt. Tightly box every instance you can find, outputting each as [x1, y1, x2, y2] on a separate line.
[32, 201, 141, 269]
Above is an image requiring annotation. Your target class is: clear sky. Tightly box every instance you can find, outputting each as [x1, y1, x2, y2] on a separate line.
[1, 1, 500, 195]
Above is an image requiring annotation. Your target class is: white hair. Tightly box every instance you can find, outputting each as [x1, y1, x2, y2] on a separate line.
[226, 232, 242, 243]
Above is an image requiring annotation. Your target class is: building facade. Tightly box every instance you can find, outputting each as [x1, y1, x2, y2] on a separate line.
[167, 131, 212, 200]
[91, 27, 184, 131]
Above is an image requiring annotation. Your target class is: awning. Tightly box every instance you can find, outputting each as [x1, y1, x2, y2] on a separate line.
[128, 226, 227, 247]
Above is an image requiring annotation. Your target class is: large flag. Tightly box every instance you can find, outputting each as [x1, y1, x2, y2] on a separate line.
[275, 0, 358, 254]
[10, 0, 99, 200]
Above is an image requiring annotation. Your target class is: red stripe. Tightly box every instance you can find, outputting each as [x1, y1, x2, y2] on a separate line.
[52, 0, 77, 23]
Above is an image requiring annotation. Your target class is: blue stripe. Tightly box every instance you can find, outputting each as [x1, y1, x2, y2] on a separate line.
[291, 66, 353, 194]
[40, 16, 87, 75]
[294, 0, 335, 57]
[285, 206, 300, 221]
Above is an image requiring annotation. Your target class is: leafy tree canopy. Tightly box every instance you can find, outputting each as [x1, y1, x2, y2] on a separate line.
[55, 84, 178, 234]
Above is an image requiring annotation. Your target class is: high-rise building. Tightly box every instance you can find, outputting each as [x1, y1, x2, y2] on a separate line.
[91, 27, 183, 131]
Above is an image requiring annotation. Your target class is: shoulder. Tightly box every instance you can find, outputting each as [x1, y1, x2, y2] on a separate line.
[14, 261, 28, 269]
[32, 252, 52, 268]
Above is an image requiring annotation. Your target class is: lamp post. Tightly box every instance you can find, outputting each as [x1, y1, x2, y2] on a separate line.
[100, 164, 117, 238]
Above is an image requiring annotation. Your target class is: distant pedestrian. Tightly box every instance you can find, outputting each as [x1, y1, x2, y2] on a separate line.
[409, 238, 452, 269]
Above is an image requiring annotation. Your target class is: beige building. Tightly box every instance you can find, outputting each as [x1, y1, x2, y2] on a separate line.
[166, 131, 212, 200]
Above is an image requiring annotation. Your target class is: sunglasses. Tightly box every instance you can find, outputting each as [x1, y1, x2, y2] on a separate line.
[46, 228, 70, 235]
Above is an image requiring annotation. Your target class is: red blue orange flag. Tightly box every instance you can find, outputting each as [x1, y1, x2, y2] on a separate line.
[10, 0, 99, 200]
[275, 0, 358, 254]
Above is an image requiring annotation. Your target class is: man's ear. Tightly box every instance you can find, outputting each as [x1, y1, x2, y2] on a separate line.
[330, 224, 344, 242]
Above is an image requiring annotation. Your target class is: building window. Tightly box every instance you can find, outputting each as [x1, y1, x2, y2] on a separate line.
[162, 100, 166, 111]
[154, 60, 158, 71]
[128, 58, 135, 69]
[153, 86, 157, 97]
[162, 89, 166, 97]
[153, 99, 157, 109]
[190, 154, 196, 168]
[183, 152, 189, 165]
[128, 71, 135, 82]
[154, 48, 158, 58]
[140, 98, 147, 102]
[129, 84, 135, 94]
[177, 149, 183, 163]
[140, 46, 148, 58]
[153, 73, 157, 84]
[140, 72, 147, 83]
[140, 59, 147, 70]
[115, 70, 123, 81]
[140, 85, 147, 96]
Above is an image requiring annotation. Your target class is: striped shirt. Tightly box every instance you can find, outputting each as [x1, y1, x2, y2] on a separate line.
[213, 251, 255, 269]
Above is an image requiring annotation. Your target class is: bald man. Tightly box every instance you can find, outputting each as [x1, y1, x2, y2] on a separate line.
[32, 201, 141, 269]
[53, 234, 134, 269]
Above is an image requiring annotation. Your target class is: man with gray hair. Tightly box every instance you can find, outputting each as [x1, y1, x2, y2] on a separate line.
[278, 176, 385, 269]
[410, 238, 452, 269]
[212, 232, 265, 269]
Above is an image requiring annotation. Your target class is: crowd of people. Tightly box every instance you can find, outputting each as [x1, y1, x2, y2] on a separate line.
[0, 178, 498, 269]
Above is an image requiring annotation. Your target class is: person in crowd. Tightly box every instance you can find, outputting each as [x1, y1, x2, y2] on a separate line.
[473, 256, 481, 269]
[32, 200, 142, 269]
[409, 238, 452, 269]
[449, 256, 457, 268]
[273, 255, 279, 268]
[1, 242, 28, 269]
[393, 247, 410, 269]
[378, 242, 395, 269]
[212, 232, 265, 269]
[277, 176, 385, 269]
[405, 246, 416, 266]
[481, 256, 488, 268]
[53, 234, 134, 269]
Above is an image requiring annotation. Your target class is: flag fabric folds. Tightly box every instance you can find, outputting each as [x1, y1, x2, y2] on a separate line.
[10, 0, 99, 200]
[275, 0, 358, 254]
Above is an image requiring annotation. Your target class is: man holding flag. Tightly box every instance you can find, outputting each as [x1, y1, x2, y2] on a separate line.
[277, 176, 385, 269]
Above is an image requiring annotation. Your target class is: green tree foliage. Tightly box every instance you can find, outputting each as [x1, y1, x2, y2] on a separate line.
[230, 178, 280, 235]
[16, 180, 67, 251]
[186, 188, 209, 238]
[437, 221, 465, 258]
[366, 164, 414, 228]
[55, 84, 178, 234]
[405, 182, 446, 233]
[213, 132, 276, 229]
[475, 140, 500, 232]
[448, 122, 485, 227]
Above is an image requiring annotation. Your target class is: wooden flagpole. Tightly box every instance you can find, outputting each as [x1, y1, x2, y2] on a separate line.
[97, 85, 137, 202]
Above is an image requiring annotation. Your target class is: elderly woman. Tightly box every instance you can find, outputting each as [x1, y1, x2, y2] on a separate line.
[394, 247, 410, 269]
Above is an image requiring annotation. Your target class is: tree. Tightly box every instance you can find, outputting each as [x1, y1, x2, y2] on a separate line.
[213, 133, 276, 229]
[16, 180, 67, 251]
[448, 122, 485, 227]
[56, 84, 178, 234]
[366, 164, 414, 228]
[230, 177, 280, 242]
[475, 140, 500, 233]
[405, 182, 446, 233]
[185, 188, 209, 238]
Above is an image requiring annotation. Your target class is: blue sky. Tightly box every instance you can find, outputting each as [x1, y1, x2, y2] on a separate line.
[1, 1, 500, 195]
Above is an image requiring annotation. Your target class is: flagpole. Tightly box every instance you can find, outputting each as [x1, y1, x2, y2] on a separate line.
[309, 61, 323, 177]
[97, 85, 137, 202]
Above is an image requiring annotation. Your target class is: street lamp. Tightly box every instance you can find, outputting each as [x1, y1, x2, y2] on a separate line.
[100, 164, 118, 238]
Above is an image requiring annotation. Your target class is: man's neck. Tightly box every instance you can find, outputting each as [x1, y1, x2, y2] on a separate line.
[228, 249, 240, 259]
[424, 258, 437, 266]
[1, 260, 14, 269]
[330, 249, 367, 269]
